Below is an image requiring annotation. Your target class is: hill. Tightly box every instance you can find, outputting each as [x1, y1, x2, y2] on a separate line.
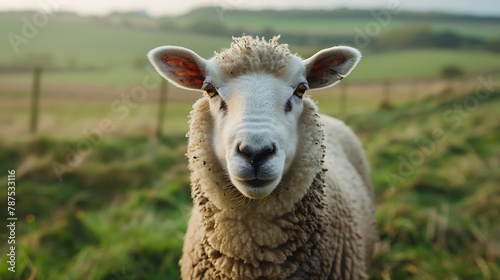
[1, 8, 500, 91]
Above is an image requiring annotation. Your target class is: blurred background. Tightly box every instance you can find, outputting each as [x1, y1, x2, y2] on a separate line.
[0, 0, 499, 279]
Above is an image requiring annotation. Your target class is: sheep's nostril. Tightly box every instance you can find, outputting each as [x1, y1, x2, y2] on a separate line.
[237, 143, 277, 167]
[258, 144, 276, 161]
[237, 143, 252, 159]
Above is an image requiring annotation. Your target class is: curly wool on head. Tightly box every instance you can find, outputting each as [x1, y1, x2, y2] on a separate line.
[214, 36, 294, 76]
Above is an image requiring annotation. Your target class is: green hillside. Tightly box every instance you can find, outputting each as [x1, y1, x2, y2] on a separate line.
[0, 14, 231, 67]
[180, 8, 500, 39]
[1, 9, 500, 84]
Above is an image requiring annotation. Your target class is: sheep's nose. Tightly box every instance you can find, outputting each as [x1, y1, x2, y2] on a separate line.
[237, 143, 276, 167]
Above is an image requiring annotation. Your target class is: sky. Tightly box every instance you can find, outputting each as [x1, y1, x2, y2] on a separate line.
[1, 0, 500, 17]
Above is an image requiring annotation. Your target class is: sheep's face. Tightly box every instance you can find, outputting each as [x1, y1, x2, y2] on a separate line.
[205, 70, 306, 199]
[149, 36, 361, 200]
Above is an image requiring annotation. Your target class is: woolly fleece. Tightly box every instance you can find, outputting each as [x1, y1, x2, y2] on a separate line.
[180, 96, 376, 279]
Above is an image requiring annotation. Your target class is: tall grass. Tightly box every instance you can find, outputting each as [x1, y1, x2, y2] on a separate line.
[0, 87, 498, 279]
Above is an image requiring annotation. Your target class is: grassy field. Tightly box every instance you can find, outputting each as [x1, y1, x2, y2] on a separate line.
[0, 15, 232, 67]
[1, 83, 499, 279]
[1, 7, 500, 280]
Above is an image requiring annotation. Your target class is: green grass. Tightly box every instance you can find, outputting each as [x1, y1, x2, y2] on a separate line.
[0, 134, 191, 279]
[352, 49, 500, 82]
[0, 67, 153, 86]
[360, 91, 500, 278]
[0, 87, 499, 279]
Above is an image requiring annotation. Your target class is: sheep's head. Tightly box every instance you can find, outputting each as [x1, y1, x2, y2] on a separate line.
[149, 36, 360, 200]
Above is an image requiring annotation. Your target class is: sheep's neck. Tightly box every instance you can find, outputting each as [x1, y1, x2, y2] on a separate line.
[191, 169, 344, 279]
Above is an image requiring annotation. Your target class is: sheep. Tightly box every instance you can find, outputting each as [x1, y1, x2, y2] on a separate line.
[148, 36, 377, 280]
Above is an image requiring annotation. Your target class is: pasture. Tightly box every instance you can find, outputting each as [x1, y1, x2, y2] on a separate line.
[0, 8, 499, 279]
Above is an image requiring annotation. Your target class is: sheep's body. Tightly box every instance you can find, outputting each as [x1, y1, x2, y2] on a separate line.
[148, 36, 376, 279]
[181, 97, 376, 279]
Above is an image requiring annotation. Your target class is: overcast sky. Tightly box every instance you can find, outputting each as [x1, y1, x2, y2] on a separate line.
[2, 0, 500, 17]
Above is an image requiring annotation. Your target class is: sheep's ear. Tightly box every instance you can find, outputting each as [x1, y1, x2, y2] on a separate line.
[148, 46, 207, 91]
[303, 46, 361, 89]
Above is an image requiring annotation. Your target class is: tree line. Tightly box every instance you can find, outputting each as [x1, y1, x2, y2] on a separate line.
[159, 19, 500, 53]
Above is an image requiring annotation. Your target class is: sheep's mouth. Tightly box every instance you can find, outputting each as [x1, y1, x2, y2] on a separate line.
[243, 179, 275, 188]
[232, 178, 279, 199]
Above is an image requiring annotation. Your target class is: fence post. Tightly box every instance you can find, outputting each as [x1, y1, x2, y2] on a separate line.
[30, 66, 42, 133]
[339, 82, 348, 117]
[380, 79, 392, 109]
[156, 79, 168, 139]
[413, 80, 419, 102]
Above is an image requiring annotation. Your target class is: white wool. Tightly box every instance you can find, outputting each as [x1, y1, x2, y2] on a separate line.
[181, 97, 376, 279]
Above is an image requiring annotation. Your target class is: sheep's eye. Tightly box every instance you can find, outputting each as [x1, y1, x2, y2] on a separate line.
[205, 84, 219, 98]
[294, 83, 307, 98]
